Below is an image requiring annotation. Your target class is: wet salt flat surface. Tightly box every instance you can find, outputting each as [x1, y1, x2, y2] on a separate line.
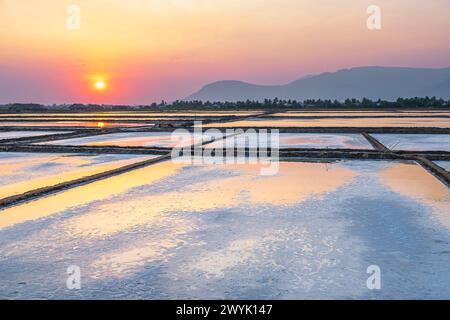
[205, 133, 373, 150]
[0, 122, 152, 128]
[0, 131, 69, 140]
[0, 116, 239, 121]
[0, 112, 260, 118]
[436, 162, 450, 171]
[372, 134, 450, 152]
[203, 118, 450, 128]
[273, 112, 450, 117]
[40, 132, 216, 148]
[0, 153, 157, 199]
[0, 160, 449, 299]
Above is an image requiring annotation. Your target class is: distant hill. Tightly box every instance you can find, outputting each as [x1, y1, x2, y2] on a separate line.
[186, 66, 450, 102]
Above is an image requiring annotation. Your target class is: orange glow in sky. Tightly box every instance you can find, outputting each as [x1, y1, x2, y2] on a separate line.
[0, 0, 449, 104]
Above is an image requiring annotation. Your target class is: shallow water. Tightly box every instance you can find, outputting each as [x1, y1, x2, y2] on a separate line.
[203, 118, 450, 128]
[435, 161, 450, 171]
[0, 122, 152, 128]
[1, 117, 201, 121]
[0, 153, 158, 199]
[204, 133, 373, 149]
[0, 131, 69, 140]
[0, 160, 449, 299]
[0, 112, 260, 118]
[273, 112, 450, 117]
[372, 134, 450, 152]
[0, 116, 244, 122]
[40, 132, 216, 148]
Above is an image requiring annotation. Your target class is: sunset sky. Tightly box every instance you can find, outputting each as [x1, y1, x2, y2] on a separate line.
[1, 0, 449, 104]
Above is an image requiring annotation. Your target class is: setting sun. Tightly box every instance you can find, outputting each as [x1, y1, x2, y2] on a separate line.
[94, 81, 106, 91]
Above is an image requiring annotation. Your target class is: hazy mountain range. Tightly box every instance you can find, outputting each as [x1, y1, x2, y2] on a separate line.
[186, 66, 450, 102]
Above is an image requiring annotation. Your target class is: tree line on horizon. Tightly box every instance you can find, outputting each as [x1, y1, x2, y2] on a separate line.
[1, 96, 450, 112]
[168, 96, 450, 110]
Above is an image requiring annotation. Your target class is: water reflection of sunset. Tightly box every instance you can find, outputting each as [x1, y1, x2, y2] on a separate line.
[0, 161, 356, 235]
[0, 154, 153, 199]
[379, 163, 450, 229]
[2, 160, 450, 298]
[0, 161, 181, 229]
